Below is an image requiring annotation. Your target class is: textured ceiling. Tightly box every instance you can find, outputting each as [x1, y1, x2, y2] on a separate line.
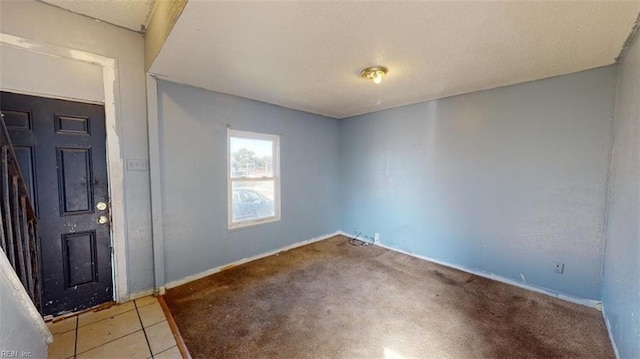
[151, 1, 640, 119]
[40, 0, 156, 32]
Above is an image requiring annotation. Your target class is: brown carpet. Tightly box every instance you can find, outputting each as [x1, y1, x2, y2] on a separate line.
[164, 235, 614, 359]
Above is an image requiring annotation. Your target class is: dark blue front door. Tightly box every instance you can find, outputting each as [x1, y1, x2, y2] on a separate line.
[1, 91, 112, 316]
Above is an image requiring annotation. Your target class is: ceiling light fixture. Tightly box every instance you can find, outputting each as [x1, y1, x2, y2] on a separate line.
[361, 66, 388, 85]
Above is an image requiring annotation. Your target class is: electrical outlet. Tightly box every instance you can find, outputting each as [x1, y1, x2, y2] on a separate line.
[374, 232, 380, 244]
[126, 159, 148, 171]
[553, 261, 564, 274]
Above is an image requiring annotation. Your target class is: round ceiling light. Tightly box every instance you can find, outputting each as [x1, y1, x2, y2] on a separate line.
[361, 66, 388, 84]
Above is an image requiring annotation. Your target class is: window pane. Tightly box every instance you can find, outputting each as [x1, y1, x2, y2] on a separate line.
[230, 137, 274, 178]
[231, 180, 275, 223]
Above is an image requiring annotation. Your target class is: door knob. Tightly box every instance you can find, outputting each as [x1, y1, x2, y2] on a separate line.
[96, 202, 108, 211]
[97, 216, 109, 225]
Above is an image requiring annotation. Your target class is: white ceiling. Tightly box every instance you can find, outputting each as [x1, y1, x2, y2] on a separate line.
[41, 0, 640, 118]
[152, 1, 639, 119]
[40, 0, 157, 32]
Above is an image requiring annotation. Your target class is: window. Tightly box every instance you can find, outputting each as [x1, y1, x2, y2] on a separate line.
[228, 129, 280, 228]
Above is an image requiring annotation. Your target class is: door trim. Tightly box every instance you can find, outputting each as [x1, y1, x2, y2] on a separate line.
[145, 75, 165, 294]
[0, 33, 130, 302]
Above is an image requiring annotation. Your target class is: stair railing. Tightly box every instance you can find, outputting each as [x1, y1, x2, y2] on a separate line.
[0, 112, 42, 312]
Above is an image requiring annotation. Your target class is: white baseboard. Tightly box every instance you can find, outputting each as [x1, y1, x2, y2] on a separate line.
[125, 288, 156, 302]
[163, 231, 342, 290]
[158, 230, 600, 307]
[338, 231, 600, 308]
[602, 303, 621, 359]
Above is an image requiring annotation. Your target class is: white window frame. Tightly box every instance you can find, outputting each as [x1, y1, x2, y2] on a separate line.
[227, 129, 281, 229]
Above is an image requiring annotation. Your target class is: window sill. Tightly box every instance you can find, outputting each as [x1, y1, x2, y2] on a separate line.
[228, 216, 280, 231]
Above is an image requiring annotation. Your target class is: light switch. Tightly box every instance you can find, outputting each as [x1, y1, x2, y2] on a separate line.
[126, 159, 148, 171]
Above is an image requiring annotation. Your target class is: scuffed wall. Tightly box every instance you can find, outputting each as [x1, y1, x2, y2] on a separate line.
[339, 66, 615, 300]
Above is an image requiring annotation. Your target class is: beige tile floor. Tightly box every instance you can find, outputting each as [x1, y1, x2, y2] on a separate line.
[46, 296, 181, 359]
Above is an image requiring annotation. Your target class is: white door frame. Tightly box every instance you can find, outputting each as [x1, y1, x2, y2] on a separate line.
[0, 33, 130, 302]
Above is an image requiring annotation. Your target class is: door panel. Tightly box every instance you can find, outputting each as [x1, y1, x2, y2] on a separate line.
[57, 147, 93, 214]
[62, 231, 98, 288]
[55, 115, 90, 135]
[0, 92, 112, 316]
[2, 109, 32, 130]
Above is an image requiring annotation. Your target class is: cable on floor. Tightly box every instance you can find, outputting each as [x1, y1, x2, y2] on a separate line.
[348, 232, 374, 246]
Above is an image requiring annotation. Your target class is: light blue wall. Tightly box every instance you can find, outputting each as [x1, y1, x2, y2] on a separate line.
[156, 62, 628, 329]
[340, 67, 616, 300]
[603, 32, 640, 359]
[157, 81, 341, 283]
